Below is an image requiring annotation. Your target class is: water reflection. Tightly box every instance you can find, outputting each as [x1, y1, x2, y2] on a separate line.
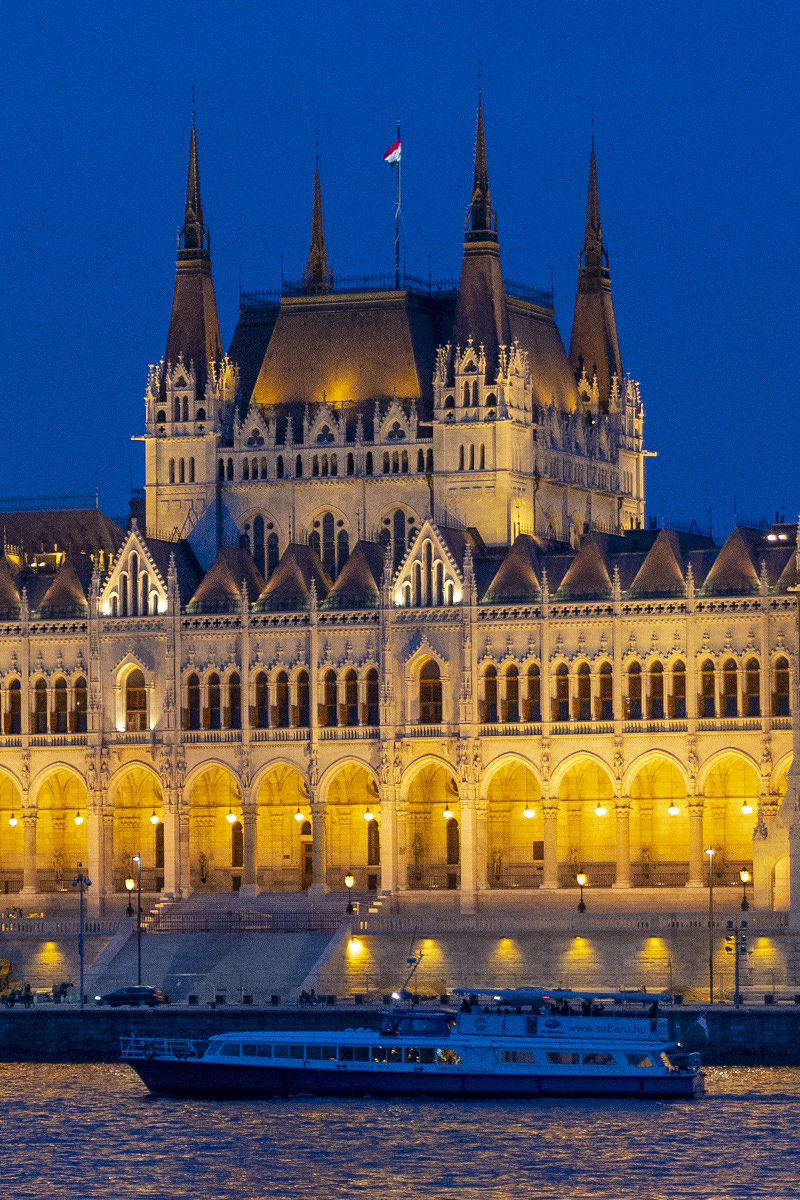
[0, 1064, 797, 1199]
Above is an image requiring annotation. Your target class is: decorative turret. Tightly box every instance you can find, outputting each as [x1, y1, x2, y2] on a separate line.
[163, 117, 223, 397]
[451, 95, 511, 379]
[568, 141, 623, 413]
[302, 158, 333, 293]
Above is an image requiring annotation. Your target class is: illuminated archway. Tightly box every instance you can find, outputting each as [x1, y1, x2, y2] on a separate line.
[405, 761, 459, 890]
[629, 757, 688, 884]
[254, 763, 310, 891]
[110, 765, 164, 892]
[188, 765, 241, 892]
[485, 759, 541, 888]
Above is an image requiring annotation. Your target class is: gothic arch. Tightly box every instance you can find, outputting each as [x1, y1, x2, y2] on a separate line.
[399, 754, 459, 802]
[318, 757, 379, 806]
[622, 750, 690, 797]
[480, 752, 541, 799]
[250, 757, 309, 798]
[550, 751, 615, 796]
[696, 749, 760, 796]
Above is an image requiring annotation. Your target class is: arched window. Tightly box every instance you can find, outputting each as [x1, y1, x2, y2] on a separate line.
[365, 668, 379, 726]
[481, 666, 498, 724]
[73, 676, 87, 733]
[479, 444, 485, 470]
[700, 659, 716, 718]
[243, 459, 250, 480]
[527, 664, 541, 723]
[598, 662, 613, 720]
[267, 532, 279, 578]
[367, 818, 380, 866]
[365, 451, 373, 475]
[393, 508, 406, 569]
[189, 457, 195, 483]
[156, 409, 166, 426]
[426, 449, 433, 472]
[196, 408, 206, 423]
[231, 820, 243, 869]
[253, 515, 265, 577]
[275, 671, 289, 727]
[32, 678, 47, 734]
[458, 445, 465, 470]
[463, 382, 470, 406]
[182, 397, 189, 421]
[417, 449, 424, 472]
[554, 663, 569, 722]
[227, 672, 241, 729]
[155, 822, 164, 871]
[226, 458, 233, 481]
[295, 455, 303, 478]
[52, 677, 67, 733]
[626, 663, 642, 720]
[218, 459, 225, 481]
[671, 661, 686, 718]
[649, 662, 664, 719]
[504, 665, 520, 723]
[419, 660, 442, 725]
[179, 458, 185, 483]
[774, 657, 790, 716]
[254, 672, 269, 728]
[346, 452, 354, 476]
[296, 670, 310, 728]
[309, 530, 321, 558]
[277, 455, 284, 479]
[722, 658, 738, 717]
[446, 816, 460, 865]
[169, 459, 175, 484]
[401, 451, 408, 473]
[312, 455, 319, 478]
[7, 679, 21, 735]
[321, 669, 337, 727]
[186, 673, 200, 730]
[126, 669, 147, 732]
[173, 398, 180, 422]
[469, 444, 475, 470]
[207, 673, 221, 730]
[343, 670, 358, 726]
[576, 663, 591, 721]
[744, 658, 760, 717]
[252, 457, 258, 479]
[322, 513, 336, 578]
[260, 457, 267, 479]
[337, 529, 349, 571]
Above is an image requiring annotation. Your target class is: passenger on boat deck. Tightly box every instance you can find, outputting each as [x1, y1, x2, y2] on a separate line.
[459, 999, 472, 1013]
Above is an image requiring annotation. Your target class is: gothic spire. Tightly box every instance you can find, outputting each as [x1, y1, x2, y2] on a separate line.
[568, 140, 623, 411]
[302, 156, 333, 293]
[452, 94, 509, 375]
[466, 92, 497, 242]
[163, 118, 223, 394]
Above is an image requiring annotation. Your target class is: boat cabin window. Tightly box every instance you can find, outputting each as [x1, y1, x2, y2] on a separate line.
[501, 1050, 536, 1063]
[583, 1052, 615, 1065]
[546, 1051, 580, 1065]
[436, 1049, 463, 1066]
[381, 1014, 452, 1038]
[205, 1043, 219, 1056]
[626, 1054, 654, 1068]
[220, 1043, 241, 1056]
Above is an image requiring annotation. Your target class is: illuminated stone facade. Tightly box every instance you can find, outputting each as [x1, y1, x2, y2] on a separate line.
[0, 108, 797, 916]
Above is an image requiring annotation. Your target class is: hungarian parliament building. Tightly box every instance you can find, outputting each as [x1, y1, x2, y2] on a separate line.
[1, 105, 797, 914]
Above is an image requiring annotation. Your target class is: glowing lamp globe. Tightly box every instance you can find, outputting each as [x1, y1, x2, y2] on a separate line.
[149, 811, 160, 825]
[226, 809, 237, 824]
[667, 802, 679, 816]
[294, 808, 304, 823]
[594, 804, 607, 817]
[8, 814, 17, 827]
[576, 872, 587, 888]
[523, 805, 536, 819]
[442, 807, 454, 820]
[344, 874, 355, 890]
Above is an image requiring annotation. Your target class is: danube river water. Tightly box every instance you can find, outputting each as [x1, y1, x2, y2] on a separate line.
[1, 1063, 798, 1199]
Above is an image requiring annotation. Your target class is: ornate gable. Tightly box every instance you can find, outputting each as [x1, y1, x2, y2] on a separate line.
[100, 526, 168, 616]
[392, 518, 464, 607]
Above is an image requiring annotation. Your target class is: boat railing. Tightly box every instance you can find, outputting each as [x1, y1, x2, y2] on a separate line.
[120, 1036, 207, 1060]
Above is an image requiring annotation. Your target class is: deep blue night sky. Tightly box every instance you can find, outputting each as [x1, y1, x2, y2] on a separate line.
[0, 2, 796, 534]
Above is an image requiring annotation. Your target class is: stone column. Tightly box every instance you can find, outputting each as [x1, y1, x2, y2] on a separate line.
[613, 800, 631, 888]
[687, 798, 705, 887]
[162, 801, 180, 898]
[459, 792, 478, 914]
[475, 799, 489, 893]
[541, 801, 559, 889]
[240, 803, 259, 898]
[396, 801, 409, 896]
[378, 789, 398, 898]
[178, 806, 191, 896]
[86, 802, 104, 913]
[102, 812, 114, 896]
[21, 811, 37, 894]
[308, 798, 328, 895]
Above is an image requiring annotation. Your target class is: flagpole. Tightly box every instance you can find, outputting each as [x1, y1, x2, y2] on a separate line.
[395, 119, 401, 290]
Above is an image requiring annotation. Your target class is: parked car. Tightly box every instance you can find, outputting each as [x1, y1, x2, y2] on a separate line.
[94, 986, 166, 1008]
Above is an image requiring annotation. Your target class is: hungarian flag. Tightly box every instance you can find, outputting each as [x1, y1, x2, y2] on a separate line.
[383, 138, 401, 166]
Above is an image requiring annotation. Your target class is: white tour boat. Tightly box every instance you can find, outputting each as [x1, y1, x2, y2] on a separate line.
[120, 987, 704, 1099]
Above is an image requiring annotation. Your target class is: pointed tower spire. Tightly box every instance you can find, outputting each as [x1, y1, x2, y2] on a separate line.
[452, 93, 510, 377]
[302, 153, 333, 293]
[163, 116, 223, 394]
[568, 140, 623, 411]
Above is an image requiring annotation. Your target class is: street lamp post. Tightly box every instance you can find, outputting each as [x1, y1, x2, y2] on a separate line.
[576, 870, 587, 913]
[706, 847, 715, 1003]
[71, 863, 91, 1010]
[344, 873, 355, 915]
[726, 919, 748, 1009]
[740, 868, 751, 912]
[125, 855, 143, 985]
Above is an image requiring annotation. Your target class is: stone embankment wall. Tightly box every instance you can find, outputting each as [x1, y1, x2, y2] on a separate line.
[0, 1006, 798, 1065]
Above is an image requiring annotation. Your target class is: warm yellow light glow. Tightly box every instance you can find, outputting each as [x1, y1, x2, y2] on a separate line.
[73, 811, 84, 826]
[594, 804, 607, 817]
[442, 807, 454, 820]
[347, 936, 362, 954]
[705, 847, 715, 858]
[740, 869, 751, 884]
[8, 814, 17, 827]
[124, 877, 135, 892]
[294, 807, 304, 823]
[576, 871, 587, 887]
[344, 873, 355, 890]
[149, 811, 160, 825]
[363, 808, 374, 822]
[226, 809, 237, 824]
[740, 802, 753, 815]
[667, 802, 680, 816]
[522, 805, 536, 819]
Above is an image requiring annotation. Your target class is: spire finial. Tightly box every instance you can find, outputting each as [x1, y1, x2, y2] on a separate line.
[191, 85, 196, 127]
[302, 152, 333, 293]
[466, 87, 496, 241]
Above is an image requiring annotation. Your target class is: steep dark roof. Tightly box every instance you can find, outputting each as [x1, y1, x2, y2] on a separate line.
[257, 543, 331, 609]
[482, 534, 541, 603]
[140, 537, 204, 606]
[0, 509, 124, 558]
[323, 541, 384, 608]
[187, 546, 265, 612]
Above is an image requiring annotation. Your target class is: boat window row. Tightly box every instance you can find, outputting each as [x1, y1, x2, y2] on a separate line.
[501, 1050, 653, 1068]
[207, 1042, 463, 1065]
